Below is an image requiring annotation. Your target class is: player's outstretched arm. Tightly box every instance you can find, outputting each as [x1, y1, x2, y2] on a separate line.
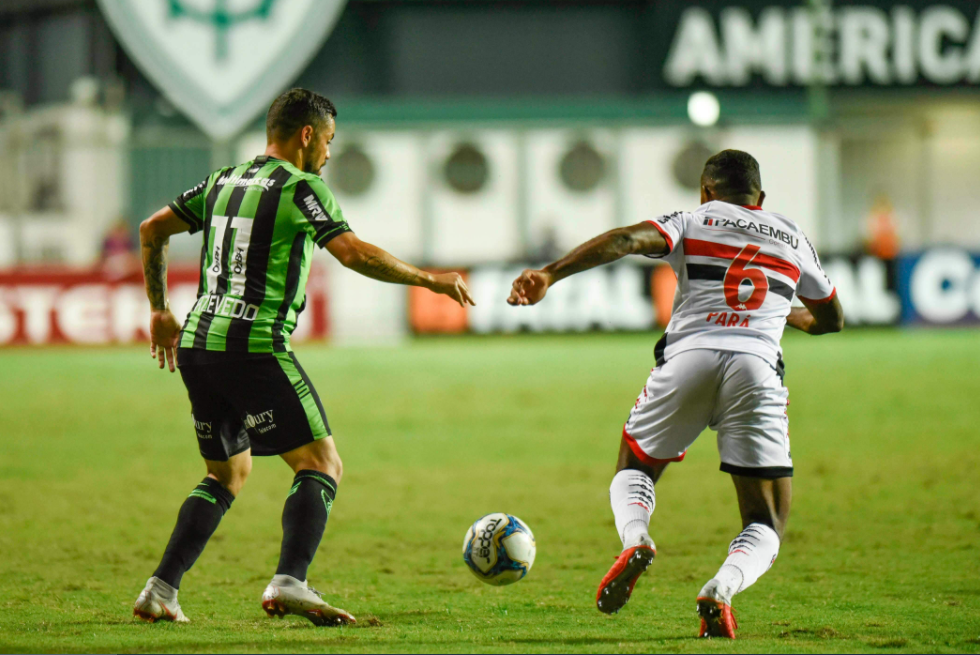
[326, 232, 475, 307]
[507, 222, 669, 306]
[786, 295, 844, 335]
[139, 207, 190, 372]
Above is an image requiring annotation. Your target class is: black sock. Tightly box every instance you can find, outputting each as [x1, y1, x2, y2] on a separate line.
[153, 478, 234, 589]
[276, 470, 337, 580]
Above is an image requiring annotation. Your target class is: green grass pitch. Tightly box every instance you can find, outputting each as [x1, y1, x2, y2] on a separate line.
[1, 330, 979, 654]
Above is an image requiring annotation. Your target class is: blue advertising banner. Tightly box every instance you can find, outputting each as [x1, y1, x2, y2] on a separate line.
[897, 250, 980, 325]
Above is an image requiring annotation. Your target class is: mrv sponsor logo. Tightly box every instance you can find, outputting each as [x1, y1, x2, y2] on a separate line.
[303, 195, 328, 221]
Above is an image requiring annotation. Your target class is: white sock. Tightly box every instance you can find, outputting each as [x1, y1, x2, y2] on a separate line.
[701, 523, 780, 603]
[609, 469, 656, 550]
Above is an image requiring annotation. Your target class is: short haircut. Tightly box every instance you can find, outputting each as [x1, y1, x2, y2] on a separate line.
[701, 149, 761, 198]
[266, 88, 337, 141]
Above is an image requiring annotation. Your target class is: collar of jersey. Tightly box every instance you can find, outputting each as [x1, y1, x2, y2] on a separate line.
[741, 205, 763, 210]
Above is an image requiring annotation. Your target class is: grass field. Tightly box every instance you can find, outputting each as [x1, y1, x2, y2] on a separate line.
[1, 329, 979, 654]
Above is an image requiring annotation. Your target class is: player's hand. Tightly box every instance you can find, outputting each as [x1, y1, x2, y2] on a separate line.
[507, 269, 552, 306]
[149, 309, 181, 373]
[429, 272, 476, 308]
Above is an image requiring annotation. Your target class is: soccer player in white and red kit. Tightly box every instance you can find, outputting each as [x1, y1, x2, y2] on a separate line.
[507, 150, 843, 638]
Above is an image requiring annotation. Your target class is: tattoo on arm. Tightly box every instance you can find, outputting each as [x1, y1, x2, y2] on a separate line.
[356, 254, 425, 286]
[142, 236, 170, 311]
[544, 230, 637, 284]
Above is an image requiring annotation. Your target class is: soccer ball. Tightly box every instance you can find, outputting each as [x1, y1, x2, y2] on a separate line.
[462, 513, 536, 586]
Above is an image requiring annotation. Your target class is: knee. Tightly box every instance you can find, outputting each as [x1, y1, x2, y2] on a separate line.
[292, 451, 342, 483]
[308, 453, 342, 483]
[207, 457, 251, 497]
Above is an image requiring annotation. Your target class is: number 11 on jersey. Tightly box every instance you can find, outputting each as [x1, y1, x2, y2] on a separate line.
[206, 215, 255, 297]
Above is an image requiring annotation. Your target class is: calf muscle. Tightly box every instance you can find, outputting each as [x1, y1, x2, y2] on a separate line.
[731, 475, 791, 539]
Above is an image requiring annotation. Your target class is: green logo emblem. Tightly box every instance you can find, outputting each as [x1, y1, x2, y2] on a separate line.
[97, 0, 347, 139]
[168, 0, 278, 62]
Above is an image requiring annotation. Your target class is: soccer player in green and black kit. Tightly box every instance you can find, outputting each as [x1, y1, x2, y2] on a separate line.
[133, 89, 474, 626]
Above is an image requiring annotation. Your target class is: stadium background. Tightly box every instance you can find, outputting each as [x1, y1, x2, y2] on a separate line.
[2, 0, 979, 343]
[1, 2, 979, 653]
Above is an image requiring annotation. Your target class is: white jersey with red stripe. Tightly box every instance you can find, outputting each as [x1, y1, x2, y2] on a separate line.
[647, 200, 836, 365]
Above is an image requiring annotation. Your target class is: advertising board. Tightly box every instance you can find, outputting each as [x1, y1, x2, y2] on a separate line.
[0, 266, 328, 345]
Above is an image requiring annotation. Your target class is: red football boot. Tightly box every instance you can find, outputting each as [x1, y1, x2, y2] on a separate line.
[595, 545, 656, 614]
[697, 596, 738, 638]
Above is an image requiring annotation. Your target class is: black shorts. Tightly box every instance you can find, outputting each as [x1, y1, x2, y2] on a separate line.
[177, 349, 331, 461]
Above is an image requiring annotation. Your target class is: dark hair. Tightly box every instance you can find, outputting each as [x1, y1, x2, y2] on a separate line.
[266, 88, 337, 141]
[701, 149, 761, 199]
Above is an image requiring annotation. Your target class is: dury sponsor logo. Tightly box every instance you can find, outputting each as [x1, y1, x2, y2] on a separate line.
[244, 409, 276, 434]
[193, 416, 213, 440]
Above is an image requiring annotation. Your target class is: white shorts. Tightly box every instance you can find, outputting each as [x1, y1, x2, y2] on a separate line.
[623, 349, 793, 478]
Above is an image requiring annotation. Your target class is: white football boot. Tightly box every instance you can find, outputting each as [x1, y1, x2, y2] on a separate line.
[133, 577, 190, 623]
[262, 574, 356, 626]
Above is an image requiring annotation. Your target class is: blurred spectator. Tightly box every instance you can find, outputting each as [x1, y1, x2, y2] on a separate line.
[100, 219, 141, 280]
[864, 194, 900, 261]
[531, 222, 562, 263]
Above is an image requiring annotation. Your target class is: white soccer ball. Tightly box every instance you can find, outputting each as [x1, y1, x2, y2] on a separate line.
[462, 513, 536, 586]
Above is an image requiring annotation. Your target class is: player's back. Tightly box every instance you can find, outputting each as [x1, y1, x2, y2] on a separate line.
[649, 201, 835, 365]
[168, 156, 351, 354]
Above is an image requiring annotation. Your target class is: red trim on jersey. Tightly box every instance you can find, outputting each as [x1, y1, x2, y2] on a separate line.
[683, 238, 801, 282]
[798, 288, 837, 304]
[645, 220, 674, 253]
[622, 427, 687, 464]
[741, 205, 763, 211]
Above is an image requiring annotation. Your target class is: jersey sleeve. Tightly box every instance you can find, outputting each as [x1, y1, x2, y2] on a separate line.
[168, 175, 210, 234]
[644, 211, 687, 259]
[293, 176, 352, 248]
[796, 233, 836, 302]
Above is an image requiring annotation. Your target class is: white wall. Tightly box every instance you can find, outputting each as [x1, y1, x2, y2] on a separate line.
[526, 129, 618, 255]
[326, 131, 425, 262]
[426, 130, 522, 265]
[620, 127, 702, 225]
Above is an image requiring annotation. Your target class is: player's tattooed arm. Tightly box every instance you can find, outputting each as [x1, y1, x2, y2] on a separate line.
[359, 254, 424, 286]
[326, 232, 475, 307]
[508, 222, 668, 306]
[141, 233, 170, 311]
[139, 207, 190, 372]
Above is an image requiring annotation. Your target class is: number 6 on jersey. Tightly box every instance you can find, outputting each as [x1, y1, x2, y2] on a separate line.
[724, 244, 768, 311]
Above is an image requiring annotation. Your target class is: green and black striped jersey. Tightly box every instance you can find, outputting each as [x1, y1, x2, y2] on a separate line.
[169, 156, 351, 353]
